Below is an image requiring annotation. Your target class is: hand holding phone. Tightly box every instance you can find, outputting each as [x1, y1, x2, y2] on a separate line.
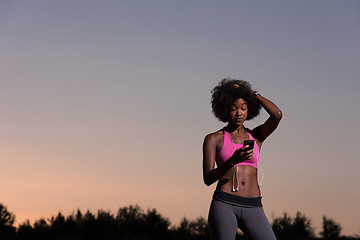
[230, 139, 255, 164]
[243, 140, 254, 151]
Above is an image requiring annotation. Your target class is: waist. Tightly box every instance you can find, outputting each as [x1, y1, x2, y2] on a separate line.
[212, 190, 263, 207]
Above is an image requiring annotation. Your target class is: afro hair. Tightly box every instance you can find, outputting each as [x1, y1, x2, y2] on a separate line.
[211, 78, 261, 122]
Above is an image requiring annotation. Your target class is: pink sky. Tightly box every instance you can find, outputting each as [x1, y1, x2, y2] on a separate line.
[1, 0, 359, 236]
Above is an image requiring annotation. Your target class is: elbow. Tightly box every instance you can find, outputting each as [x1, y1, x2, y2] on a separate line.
[204, 181, 212, 187]
[203, 178, 211, 186]
[203, 175, 213, 187]
[274, 109, 283, 121]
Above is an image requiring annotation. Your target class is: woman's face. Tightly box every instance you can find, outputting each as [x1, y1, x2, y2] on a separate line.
[227, 98, 248, 126]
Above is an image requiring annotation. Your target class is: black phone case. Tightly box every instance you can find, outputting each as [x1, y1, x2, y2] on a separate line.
[243, 140, 254, 150]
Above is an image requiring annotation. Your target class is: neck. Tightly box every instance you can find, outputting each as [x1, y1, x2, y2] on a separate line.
[225, 124, 246, 134]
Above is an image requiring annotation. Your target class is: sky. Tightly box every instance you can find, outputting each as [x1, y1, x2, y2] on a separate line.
[1, 0, 360, 236]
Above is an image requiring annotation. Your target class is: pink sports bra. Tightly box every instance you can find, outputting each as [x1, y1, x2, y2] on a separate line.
[216, 130, 259, 169]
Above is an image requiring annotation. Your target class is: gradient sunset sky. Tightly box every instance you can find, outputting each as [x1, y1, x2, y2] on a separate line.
[1, 0, 360, 236]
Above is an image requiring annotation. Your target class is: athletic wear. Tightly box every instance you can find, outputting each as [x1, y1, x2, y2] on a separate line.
[208, 191, 276, 240]
[216, 131, 259, 169]
[212, 190, 262, 207]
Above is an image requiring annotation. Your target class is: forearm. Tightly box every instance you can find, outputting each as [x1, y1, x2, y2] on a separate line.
[252, 92, 283, 142]
[203, 158, 234, 186]
[255, 93, 282, 120]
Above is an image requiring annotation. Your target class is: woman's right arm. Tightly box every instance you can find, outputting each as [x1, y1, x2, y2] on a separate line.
[202, 133, 235, 186]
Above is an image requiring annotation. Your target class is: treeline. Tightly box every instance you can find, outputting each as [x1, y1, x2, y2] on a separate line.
[0, 203, 359, 240]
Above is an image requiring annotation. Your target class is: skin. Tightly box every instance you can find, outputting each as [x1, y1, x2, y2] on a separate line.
[202, 93, 282, 197]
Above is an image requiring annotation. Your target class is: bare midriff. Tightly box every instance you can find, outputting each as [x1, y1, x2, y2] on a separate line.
[216, 165, 260, 198]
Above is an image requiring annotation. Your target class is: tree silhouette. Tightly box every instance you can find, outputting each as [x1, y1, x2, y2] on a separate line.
[272, 211, 314, 240]
[0, 203, 16, 239]
[173, 216, 209, 240]
[17, 220, 34, 240]
[189, 216, 208, 237]
[32, 218, 53, 240]
[272, 211, 292, 238]
[1, 201, 360, 240]
[79, 210, 99, 239]
[49, 211, 80, 238]
[0, 204, 15, 226]
[292, 212, 315, 238]
[116, 204, 146, 236]
[320, 216, 342, 239]
[93, 209, 117, 239]
[143, 208, 170, 235]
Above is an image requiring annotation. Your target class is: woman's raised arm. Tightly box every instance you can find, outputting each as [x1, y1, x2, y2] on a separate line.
[252, 93, 282, 143]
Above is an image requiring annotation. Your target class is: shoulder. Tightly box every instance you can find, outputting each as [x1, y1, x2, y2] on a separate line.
[204, 129, 224, 146]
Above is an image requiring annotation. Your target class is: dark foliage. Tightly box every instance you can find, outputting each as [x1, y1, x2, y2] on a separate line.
[0, 203, 359, 240]
[171, 216, 209, 240]
[0, 203, 16, 239]
[272, 211, 315, 240]
[321, 216, 343, 239]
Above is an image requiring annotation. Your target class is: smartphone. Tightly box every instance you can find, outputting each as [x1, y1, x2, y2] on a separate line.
[243, 140, 254, 151]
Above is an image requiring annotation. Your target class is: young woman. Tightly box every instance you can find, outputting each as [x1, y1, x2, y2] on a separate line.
[203, 79, 282, 240]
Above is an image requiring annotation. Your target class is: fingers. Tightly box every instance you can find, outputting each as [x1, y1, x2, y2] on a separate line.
[242, 148, 254, 159]
[243, 150, 254, 160]
[233, 148, 254, 163]
[241, 145, 252, 151]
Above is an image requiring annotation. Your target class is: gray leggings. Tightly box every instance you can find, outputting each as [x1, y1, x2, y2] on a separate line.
[208, 197, 277, 240]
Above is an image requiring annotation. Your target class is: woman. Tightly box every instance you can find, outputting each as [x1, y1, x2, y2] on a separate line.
[203, 79, 282, 240]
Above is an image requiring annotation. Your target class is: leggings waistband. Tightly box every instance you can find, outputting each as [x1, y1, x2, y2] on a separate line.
[212, 190, 263, 207]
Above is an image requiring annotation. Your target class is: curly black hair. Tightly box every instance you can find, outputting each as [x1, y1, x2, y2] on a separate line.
[211, 78, 261, 122]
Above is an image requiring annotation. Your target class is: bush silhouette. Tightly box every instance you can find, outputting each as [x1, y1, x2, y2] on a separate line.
[1, 202, 360, 240]
[0, 203, 16, 239]
[321, 216, 342, 239]
[272, 211, 314, 240]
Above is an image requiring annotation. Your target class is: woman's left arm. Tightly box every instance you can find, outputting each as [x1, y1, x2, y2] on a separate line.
[252, 92, 282, 143]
